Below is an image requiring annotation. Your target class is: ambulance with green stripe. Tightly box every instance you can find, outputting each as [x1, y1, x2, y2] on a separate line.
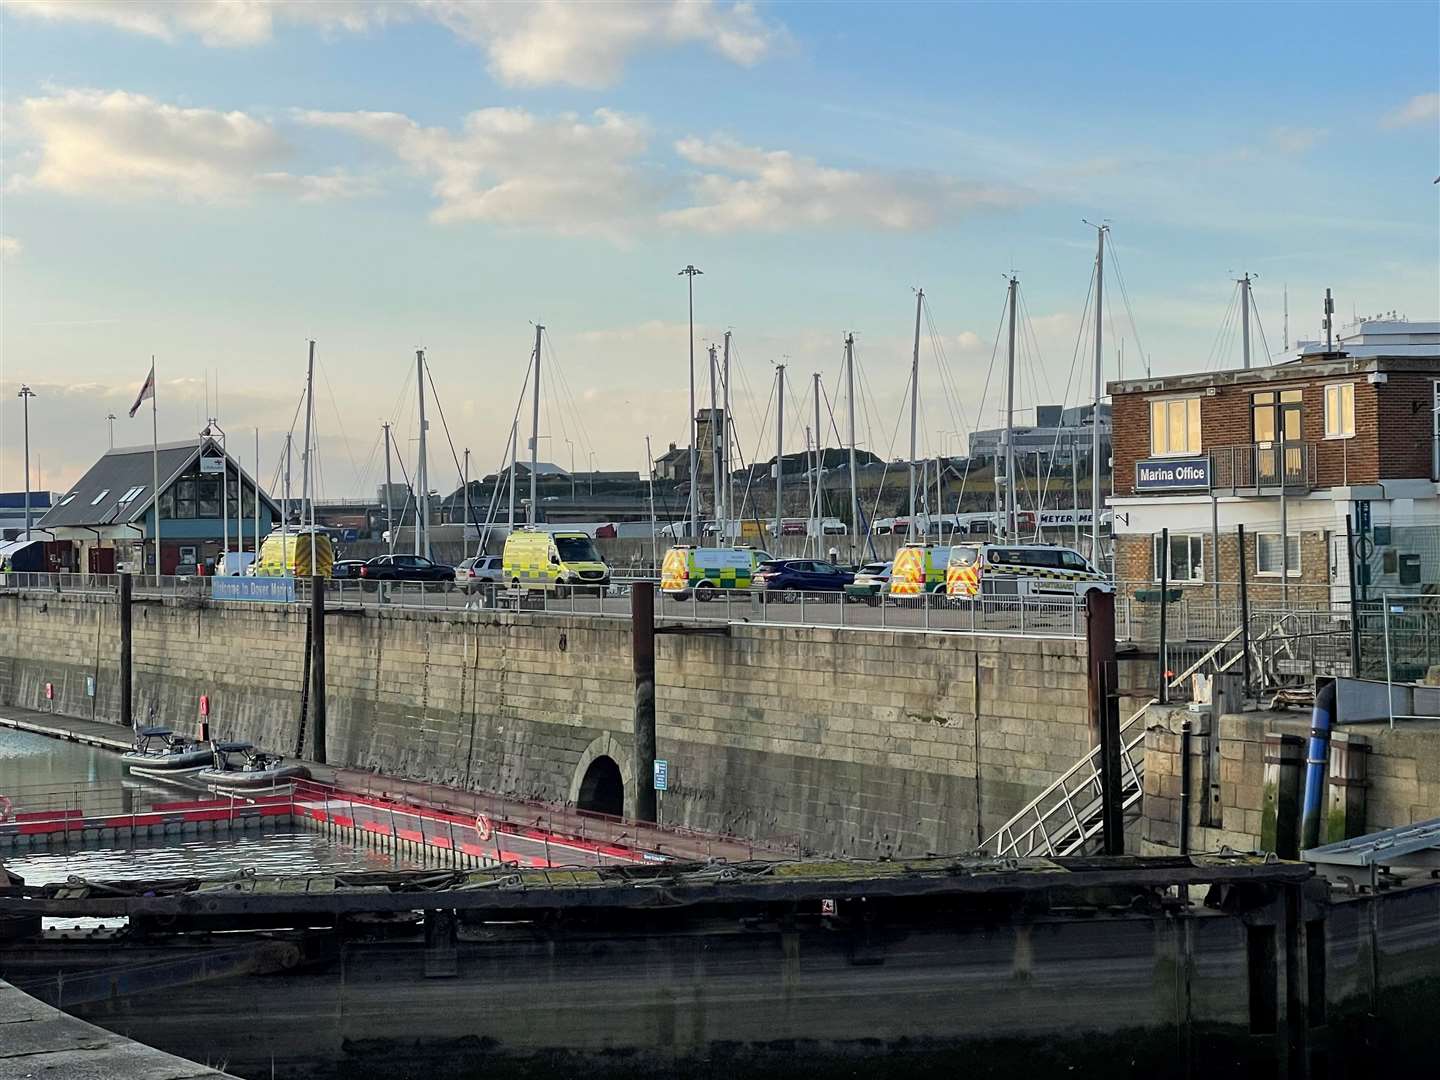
[945, 543, 1110, 599]
[661, 545, 771, 601]
[503, 528, 610, 591]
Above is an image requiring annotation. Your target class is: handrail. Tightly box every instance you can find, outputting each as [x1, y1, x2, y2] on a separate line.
[983, 698, 1155, 856]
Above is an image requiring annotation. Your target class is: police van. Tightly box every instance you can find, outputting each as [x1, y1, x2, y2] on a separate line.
[661, 545, 771, 600]
[944, 543, 1110, 600]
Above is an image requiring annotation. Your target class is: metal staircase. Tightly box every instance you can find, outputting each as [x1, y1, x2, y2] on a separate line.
[983, 699, 1154, 857]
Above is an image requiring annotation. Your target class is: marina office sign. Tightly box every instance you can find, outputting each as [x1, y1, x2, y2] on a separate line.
[1135, 456, 1212, 492]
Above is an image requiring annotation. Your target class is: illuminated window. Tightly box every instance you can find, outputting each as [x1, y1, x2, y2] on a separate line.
[1149, 398, 1202, 456]
[1324, 383, 1354, 439]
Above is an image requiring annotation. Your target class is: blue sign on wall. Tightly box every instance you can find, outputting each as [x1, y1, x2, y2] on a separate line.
[1135, 456, 1211, 492]
[212, 577, 296, 603]
[653, 759, 669, 791]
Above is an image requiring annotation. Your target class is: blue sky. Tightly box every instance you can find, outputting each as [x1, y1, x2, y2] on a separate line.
[2, 0, 1436, 497]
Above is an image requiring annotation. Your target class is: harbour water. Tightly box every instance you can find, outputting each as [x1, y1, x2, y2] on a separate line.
[0, 725, 440, 889]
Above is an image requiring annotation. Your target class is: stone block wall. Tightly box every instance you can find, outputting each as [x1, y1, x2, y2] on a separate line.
[0, 593, 1120, 857]
[1143, 705, 1440, 855]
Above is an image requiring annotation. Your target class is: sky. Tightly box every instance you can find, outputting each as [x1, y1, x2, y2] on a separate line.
[1, 0, 1437, 499]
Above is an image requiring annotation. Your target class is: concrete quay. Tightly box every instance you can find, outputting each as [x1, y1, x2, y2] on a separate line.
[1, 978, 233, 1079]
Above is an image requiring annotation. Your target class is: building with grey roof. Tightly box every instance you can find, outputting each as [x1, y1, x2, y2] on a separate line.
[35, 437, 280, 574]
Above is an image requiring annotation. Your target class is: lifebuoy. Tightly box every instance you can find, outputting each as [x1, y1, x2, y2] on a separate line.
[474, 813, 493, 842]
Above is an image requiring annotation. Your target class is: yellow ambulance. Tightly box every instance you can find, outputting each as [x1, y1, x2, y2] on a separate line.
[253, 528, 334, 578]
[888, 544, 951, 597]
[502, 529, 610, 591]
[661, 545, 770, 600]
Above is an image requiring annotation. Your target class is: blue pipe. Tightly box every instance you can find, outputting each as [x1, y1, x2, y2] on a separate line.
[1299, 679, 1337, 852]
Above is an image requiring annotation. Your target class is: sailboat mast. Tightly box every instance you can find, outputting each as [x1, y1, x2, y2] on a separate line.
[530, 324, 543, 526]
[774, 363, 785, 542]
[282, 431, 291, 570]
[1240, 273, 1252, 369]
[908, 290, 923, 541]
[302, 339, 316, 572]
[382, 422, 395, 554]
[721, 331, 733, 545]
[708, 343, 721, 547]
[645, 434, 658, 568]
[1091, 226, 1107, 560]
[1005, 275, 1018, 539]
[507, 421, 517, 534]
[415, 349, 430, 559]
[845, 333, 860, 564]
[813, 371, 823, 546]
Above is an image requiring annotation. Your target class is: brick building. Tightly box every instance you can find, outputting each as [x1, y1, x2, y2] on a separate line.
[1107, 319, 1439, 602]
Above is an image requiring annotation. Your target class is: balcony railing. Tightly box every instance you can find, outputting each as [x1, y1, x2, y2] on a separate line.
[1210, 441, 1315, 492]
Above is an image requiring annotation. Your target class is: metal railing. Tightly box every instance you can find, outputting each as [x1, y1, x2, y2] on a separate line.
[1209, 441, 1315, 491]
[985, 699, 1155, 858]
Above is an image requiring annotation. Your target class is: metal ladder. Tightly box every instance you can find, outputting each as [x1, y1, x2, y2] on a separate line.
[983, 699, 1154, 858]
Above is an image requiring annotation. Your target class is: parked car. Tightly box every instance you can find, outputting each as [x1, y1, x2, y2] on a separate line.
[752, 559, 854, 600]
[455, 555, 504, 592]
[359, 554, 455, 587]
[331, 559, 368, 580]
[844, 561, 892, 604]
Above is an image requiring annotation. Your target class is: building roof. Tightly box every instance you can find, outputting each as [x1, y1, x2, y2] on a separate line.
[1107, 350, 1440, 397]
[36, 438, 277, 530]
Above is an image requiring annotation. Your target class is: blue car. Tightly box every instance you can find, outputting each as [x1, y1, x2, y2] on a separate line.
[752, 559, 855, 599]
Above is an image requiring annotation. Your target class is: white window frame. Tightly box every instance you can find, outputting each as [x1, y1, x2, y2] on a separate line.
[1323, 382, 1355, 439]
[1432, 380, 1439, 481]
[1149, 396, 1203, 457]
[89, 488, 111, 506]
[1153, 533, 1205, 583]
[1255, 532, 1302, 578]
[58, 492, 77, 506]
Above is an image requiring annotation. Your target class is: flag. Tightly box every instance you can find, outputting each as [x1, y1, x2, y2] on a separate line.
[129, 363, 155, 417]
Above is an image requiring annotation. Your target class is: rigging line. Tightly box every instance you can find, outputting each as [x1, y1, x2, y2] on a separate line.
[922, 298, 973, 442]
[1251, 292, 1275, 364]
[945, 290, 1011, 527]
[540, 333, 578, 463]
[315, 357, 362, 496]
[865, 357, 913, 537]
[422, 361, 477, 527]
[1021, 287, 1081, 494]
[545, 332, 598, 462]
[733, 375, 776, 529]
[1104, 235, 1150, 366]
[477, 353, 539, 551]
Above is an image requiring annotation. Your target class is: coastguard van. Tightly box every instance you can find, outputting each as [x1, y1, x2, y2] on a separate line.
[661, 545, 771, 600]
[502, 529, 610, 591]
[253, 528, 334, 578]
[945, 543, 1111, 600]
[888, 544, 952, 596]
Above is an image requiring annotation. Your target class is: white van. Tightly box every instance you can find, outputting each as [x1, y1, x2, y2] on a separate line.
[945, 544, 1111, 600]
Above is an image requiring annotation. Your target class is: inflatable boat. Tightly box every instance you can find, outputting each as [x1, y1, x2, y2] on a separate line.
[197, 744, 310, 793]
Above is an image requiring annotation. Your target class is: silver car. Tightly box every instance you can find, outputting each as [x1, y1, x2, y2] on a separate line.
[456, 555, 504, 593]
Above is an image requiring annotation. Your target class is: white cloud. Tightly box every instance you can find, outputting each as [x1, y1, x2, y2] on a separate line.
[1382, 92, 1440, 128]
[10, 0, 781, 88]
[1268, 126, 1326, 155]
[662, 135, 1024, 233]
[299, 106, 657, 237]
[8, 89, 365, 203]
[0, 236, 22, 259]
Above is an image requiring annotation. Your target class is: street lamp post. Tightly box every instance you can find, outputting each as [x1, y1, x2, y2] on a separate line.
[589, 451, 596, 496]
[17, 385, 36, 536]
[565, 439, 576, 501]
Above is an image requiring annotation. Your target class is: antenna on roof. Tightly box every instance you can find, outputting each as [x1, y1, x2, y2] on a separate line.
[1323, 288, 1335, 351]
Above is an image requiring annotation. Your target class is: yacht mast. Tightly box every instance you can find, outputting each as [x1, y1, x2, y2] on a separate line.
[415, 349, 430, 559]
[1091, 226, 1107, 560]
[908, 290, 923, 541]
[1005, 275, 1018, 539]
[530, 324, 543, 526]
[845, 333, 860, 564]
[774, 363, 785, 542]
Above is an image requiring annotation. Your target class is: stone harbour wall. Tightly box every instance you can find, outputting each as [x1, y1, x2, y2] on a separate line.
[0, 591, 1122, 856]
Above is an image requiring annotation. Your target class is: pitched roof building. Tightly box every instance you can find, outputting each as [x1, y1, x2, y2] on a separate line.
[36, 437, 280, 574]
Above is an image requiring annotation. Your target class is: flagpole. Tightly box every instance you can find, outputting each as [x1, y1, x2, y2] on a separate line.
[151, 358, 160, 586]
